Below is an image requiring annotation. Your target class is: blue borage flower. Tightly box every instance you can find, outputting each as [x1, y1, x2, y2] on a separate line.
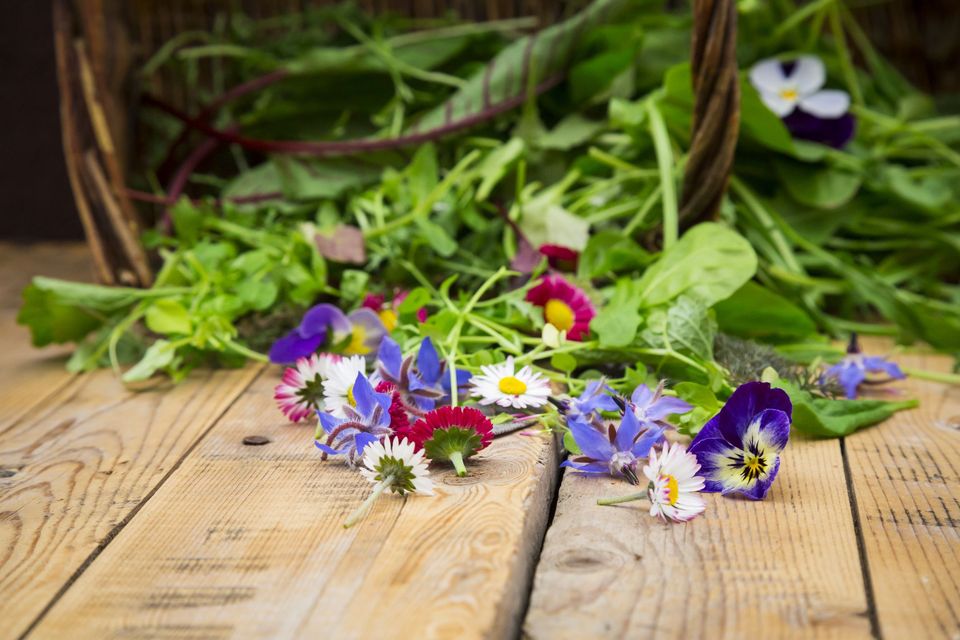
[630, 381, 693, 429]
[269, 303, 386, 364]
[562, 408, 665, 485]
[314, 373, 394, 465]
[688, 382, 792, 500]
[563, 379, 619, 426]
[822, 334, 906, 399]
[377, 337, 471, 417]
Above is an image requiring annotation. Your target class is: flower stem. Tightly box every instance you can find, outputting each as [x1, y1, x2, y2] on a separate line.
[902, 367, 960, 386]
[597, 492, 647, 506]
[344, 476, 393, 529]
[449, 451, 468, 477]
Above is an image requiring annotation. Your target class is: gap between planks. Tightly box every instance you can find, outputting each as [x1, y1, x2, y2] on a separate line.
[25, 371, 561, 640]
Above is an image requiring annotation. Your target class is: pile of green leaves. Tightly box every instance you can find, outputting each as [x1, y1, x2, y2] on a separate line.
[19, 0, 959, 437]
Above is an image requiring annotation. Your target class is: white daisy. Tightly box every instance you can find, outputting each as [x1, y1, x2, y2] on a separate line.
[470, 357, 551, 409]
[643, 442, 706, 523]
[360, 437, 435, 496]
[322, 355, 368, 418]
[273, 353, 337, 423]
[749, 55, 850, 118]
[345, 437, 434, 528]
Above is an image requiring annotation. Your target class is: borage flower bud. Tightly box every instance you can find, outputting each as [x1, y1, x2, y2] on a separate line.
[410, 406, 494, 477]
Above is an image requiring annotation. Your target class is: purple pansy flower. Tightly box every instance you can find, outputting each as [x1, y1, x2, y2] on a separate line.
[630, 381, 693, 429]
[822, 334, 906, 399]
[314, 373, 394, 464]
[749, 55, 855, 149]
[688, 382, 792, 500]
[268, 303, 386, 364]
[377, 337, 471, 416]
[562, 407, 665, 485]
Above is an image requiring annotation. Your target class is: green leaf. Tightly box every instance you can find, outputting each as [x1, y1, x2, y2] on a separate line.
[416, 218, 458, 257]
[273, 156, 382, 201]
[636, 222, 757, 307]
[537, 115, 604, 151]
[145, 299, 192, 335]
[551, 352, 578, 373]
[398, 287, 431, 317]
[738, 77, 795, 154]
[236, 280, 278, 311]
[714, 282, 817, 342]
[122, 339, 177, 383]
[591, 279, 642, 347]
[340, 270, 370, 305]
[17, 282, 106, 347]
[773, 379, 919, 437]
[641, 296, 716, 361]
[774, 158, 862, 209]
[170, 199, 204, 245]
[476, 138, 525, 201]
[578, 230, 650, 279]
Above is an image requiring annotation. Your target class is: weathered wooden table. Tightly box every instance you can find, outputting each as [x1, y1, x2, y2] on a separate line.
[1, 244, 958, 639]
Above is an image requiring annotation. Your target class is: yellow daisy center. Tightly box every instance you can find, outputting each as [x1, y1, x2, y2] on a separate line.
[544, 299, 575, 332]
[779, 88, 798, 101]
[344, 326, 370, 355]
[664, 474, 679, 506]
[498, 376, 527, 396]
[346, 385, 357, 407]
[378, 309, 398, 332]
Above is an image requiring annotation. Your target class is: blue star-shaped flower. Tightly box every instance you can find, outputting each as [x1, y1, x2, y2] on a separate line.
[314, 373, 394, 464]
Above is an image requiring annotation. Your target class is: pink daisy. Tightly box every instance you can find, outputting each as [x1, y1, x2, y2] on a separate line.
[274, 353, 340, 423]
[525, 274, 595, 341]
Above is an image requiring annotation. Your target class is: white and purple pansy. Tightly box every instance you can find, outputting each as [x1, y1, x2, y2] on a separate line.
[630, 381, 693, 429]
[823, 335, 905, 399]
[377, 337, 472, 416]
[314, 373, 394, 465]
[687, 381, 792, 500]
[749, 55, 855, 148]
[562, 407, 665, 485]
[268, 303, 386, 364]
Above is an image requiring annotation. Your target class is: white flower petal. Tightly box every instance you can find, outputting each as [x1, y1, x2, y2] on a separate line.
[749, 58, 788, 93]
[759, 92, 796, 117]
[798, 89, 850, 118]
[789, 55, 826, 94]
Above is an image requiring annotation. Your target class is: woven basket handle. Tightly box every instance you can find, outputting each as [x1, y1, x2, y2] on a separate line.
[681, 0, 740, 226]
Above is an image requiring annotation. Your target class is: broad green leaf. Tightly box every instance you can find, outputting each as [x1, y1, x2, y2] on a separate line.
[714, 281, 817, 342]
[273, 156, 382, 200]
[592, 279, 642, 347]
[636, 223, 757, 307]
[145, 299, 192, 335]
[122, 339, 177, 383]
[578, 230, 650, 279]
[773, 379, 918, 438]
[738, 78, 795, 154]
[641, 296, 717, 361]
[551, 352, 578, 373]
[236, 280, 278, 311]
[774, 158, 862, 209]
[413, 0, 634, 134]
[416, 218, 458, 257]
[17, 282, 104, 347]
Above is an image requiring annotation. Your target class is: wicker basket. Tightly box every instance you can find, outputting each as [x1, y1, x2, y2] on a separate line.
[53, 0, 739, 286]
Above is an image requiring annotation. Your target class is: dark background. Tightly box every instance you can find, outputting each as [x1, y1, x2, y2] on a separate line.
[1, 1, 957, 241]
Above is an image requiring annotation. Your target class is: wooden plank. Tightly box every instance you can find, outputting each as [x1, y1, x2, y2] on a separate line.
[27, 371, 560, 639]
[0, 364, 260, 639]
[524, 438, 871, 638]
[844, 342, 960, 639]
[0, 242, 93, 431]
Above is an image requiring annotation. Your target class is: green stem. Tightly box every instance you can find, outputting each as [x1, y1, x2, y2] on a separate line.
[449, 451, 468, 477]
[597, 492, 646, 506]
[647, 100, 678, 249]
[344, 476, 394, 529]
[901, 367, 960, 386]
[828, 2, 864, 106]
[624, 184, 663, 235]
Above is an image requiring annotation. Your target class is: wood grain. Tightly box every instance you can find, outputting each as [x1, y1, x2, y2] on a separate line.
[0, 364, 259, 638]
[844, 342, 960, 639]
[27, 371, 560, 639]
[524, 437, 871, 639]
